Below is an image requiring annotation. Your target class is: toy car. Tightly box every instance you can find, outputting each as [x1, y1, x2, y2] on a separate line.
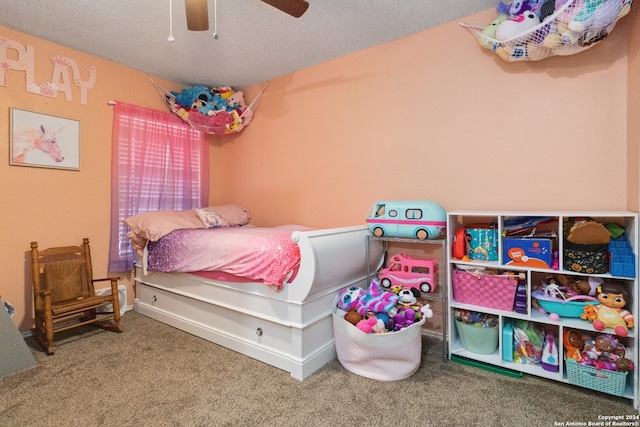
[378, 253, 437, 293]
[366, 200, 446, 240]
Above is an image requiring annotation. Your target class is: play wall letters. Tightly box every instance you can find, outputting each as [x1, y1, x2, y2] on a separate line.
[0, 36, 96, 105]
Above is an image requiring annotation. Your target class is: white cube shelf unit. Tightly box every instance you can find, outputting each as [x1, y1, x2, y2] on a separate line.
[446, 211, 638, 408]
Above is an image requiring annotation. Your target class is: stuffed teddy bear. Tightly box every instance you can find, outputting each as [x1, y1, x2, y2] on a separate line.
[344, 308, 362, 326]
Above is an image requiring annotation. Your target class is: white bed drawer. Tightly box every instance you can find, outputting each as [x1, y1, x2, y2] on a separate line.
[136, 282, 333, 360]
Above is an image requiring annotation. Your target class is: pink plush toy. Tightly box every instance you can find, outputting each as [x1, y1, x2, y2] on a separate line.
[356, 316, 377, 333]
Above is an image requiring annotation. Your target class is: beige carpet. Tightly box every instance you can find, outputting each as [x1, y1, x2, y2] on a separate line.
[1, 311, 637, 427]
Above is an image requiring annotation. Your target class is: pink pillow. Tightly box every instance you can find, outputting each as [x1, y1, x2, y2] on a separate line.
[195, 204, 251, 228]
[124, 209, 203, 242]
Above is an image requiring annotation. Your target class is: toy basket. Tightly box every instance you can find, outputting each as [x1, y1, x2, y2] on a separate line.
[460, 0, 633, 62]
[149, 77, 268, 136]
[563, 240, 609, 274]
[451, 269, 519, 311]
[565, 358, 628, 397]
[454, 318, 499, 354]
[332, 297, 426, 381]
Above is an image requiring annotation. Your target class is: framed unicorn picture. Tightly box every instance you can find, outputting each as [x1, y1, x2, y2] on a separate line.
[10, 108, 80, 171]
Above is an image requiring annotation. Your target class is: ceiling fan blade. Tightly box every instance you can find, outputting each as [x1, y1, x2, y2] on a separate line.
[260, 0, 309, 18]
[185, 0, 209, 31]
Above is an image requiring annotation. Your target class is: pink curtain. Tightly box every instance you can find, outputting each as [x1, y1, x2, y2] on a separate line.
[108, 102, 208, 272]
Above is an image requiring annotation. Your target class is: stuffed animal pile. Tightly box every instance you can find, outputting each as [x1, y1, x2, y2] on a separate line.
[336, 279, 433, 334]
[564, 328, 634, 372]
[471, 0, 633, 62]
[166, 85, 254, 135]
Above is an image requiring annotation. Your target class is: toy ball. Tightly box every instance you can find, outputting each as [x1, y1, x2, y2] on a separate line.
[549, 313, 560, 322]
[495, 11, 541, 41]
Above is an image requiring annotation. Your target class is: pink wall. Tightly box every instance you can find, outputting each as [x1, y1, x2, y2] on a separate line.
[1, 8, 638, 332]
[211, 10, 637, 229]
[0, 26, 181, 331]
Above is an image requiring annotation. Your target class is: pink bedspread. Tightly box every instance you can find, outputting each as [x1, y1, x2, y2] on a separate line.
[146, 225, 312, 289]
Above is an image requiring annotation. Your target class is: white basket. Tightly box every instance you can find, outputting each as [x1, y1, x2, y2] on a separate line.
[332, 296, 426, 381]
[95, 284, 127, 317]
[460, 0, 633, 62]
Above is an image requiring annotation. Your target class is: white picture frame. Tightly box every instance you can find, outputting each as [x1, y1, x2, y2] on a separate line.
[10, 108, 80, 171]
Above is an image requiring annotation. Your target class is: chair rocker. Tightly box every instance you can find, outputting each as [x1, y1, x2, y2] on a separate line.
[30, 238, 123, 354]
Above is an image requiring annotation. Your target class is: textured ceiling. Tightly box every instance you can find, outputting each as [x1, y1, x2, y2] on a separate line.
[0, 0, 495, 88]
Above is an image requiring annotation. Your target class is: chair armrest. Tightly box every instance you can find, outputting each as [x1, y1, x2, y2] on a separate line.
[93, 277, 122, 283]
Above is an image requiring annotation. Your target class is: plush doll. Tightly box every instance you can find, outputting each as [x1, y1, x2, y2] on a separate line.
[171, 86, 196, 109]
[542, 0, 582, 48]
[344, 308, 362, 326]
[568, 0, 606, 32]
[226, 91, 246, 112]
[480, 14, 509, 49]
[581, 282, 634, 337]
[356, 315, 377, 333]
[495, 11, 541, 41]
[395, 288, 433, 320]
[563, 329, 585, 361]
[171, 85, 211, 109]
[336, 279, 399, 318]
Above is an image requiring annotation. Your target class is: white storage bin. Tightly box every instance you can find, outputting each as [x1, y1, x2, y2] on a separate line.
[95, 284, 127, 316]
[332, 300, 425, 381]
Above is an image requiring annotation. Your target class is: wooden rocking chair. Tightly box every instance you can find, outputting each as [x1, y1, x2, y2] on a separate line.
[30, 238, 123, 354]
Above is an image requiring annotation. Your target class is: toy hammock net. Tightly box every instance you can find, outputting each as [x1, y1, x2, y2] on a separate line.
[460, 0, 633, 62]
[149, 77, 268, 136]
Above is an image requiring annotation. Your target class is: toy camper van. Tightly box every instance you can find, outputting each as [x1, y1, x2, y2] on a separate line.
[378, 254, 438, 293]
[366, 200, 446, 240]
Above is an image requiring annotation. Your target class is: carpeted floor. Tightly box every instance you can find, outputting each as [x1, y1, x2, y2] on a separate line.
[1, 311, 637, 427]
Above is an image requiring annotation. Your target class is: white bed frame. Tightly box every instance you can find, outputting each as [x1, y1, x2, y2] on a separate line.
[134, 225, 383, 380]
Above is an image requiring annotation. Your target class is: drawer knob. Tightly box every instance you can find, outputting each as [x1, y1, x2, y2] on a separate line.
[256, 327, 263, 336]
[152, 295, 157, 303]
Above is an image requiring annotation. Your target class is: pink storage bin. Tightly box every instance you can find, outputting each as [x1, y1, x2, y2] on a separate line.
[451, 269, 518, 311]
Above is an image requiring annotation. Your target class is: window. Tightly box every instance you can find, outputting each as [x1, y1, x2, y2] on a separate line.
[405, 209, 423, 220]
[108, 102, 208, 271]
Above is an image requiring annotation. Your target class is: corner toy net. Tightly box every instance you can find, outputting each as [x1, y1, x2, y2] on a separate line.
[149, 77, 268, 136]
[460, 0, 633, 62]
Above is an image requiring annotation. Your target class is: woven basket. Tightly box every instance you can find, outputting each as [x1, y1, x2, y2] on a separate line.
[451, 269, 519, 311]
[460, 0, 633, 62]
[565, 358, 627, 397]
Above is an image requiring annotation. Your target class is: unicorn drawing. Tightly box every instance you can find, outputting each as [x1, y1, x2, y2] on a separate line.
[12, 124, 66, 164]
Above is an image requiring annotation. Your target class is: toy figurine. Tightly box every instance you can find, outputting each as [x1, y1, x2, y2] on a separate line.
[563, 329, 585, 361]
[581, 282, 634, 337]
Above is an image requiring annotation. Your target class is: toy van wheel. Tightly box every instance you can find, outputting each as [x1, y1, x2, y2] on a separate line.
[416, 229, 428, 240]
[420, 283, 432, 293]
[373, 227, 384, 237]
[381, 278, 392, 289]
